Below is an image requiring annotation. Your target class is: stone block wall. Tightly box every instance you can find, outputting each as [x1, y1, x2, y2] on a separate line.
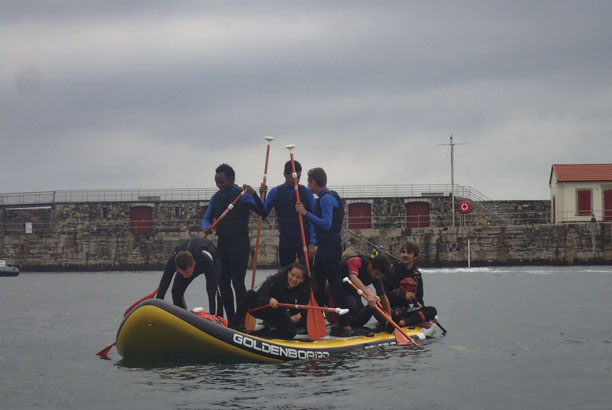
[1, 197, 610, 271]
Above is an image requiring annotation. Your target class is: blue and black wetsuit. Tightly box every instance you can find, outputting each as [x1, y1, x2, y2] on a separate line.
[156, 237, 221, 313]
[264, 183, 316, 267]
[202, 184, 267, 326]
[304, 189, 346, 310]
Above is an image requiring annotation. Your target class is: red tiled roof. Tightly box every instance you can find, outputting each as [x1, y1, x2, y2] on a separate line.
[550, 164, 612, 184]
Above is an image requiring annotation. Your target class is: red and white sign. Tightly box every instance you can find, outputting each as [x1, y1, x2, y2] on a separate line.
[458, 201, 471, 214]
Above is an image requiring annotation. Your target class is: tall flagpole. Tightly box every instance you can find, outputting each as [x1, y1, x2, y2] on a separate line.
[438, 134, 467, 227]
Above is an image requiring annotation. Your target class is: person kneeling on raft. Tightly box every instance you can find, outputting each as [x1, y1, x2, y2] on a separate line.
[235, 262, 312, 339]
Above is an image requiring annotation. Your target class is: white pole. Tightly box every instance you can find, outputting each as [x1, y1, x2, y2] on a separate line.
[467, 237, 471, 267]
[451, 135, 455, 227]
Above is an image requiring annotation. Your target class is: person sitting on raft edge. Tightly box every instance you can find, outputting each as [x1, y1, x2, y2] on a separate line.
[383, 241, 438, 330]
[234, 262, 312, 339]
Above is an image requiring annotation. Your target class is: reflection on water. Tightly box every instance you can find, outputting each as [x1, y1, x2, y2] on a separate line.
[113, 344, 433, 408]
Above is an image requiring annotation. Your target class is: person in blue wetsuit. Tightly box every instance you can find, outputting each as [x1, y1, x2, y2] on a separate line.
[156, 237, 221, 313]
[295, 167, 351, 335]
[259, 160, 316, 267]
[202, 163, 267, 328]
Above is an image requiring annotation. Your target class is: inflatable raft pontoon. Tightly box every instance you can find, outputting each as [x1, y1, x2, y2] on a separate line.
[116, 299, 429, 363]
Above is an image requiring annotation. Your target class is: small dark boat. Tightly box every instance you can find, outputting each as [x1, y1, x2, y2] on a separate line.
[0, 260, 19, 277]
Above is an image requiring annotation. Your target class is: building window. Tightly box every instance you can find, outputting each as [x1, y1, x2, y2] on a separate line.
[604, 189, 612, 222]
[576, 189, 592, 216]
[406, 202, 430, 228]
[348, 203, 372, 229]
[130, 206, 153, 233]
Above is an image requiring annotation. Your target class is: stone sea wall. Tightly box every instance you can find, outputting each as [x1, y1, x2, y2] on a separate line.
[1, 198, 610, 271]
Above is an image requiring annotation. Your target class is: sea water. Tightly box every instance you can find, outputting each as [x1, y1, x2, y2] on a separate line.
[1, 267, 611, 409]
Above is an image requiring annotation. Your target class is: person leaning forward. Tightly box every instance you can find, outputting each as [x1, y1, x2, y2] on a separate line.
[295, 167, 346, 330]
[156, 237, 221, 313]
[260, 160, 317, 267]
[202, 163, 267, 328]
[338, 253, 392, 336]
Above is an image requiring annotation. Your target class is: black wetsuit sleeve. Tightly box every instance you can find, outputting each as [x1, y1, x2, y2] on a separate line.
[416, 276, 425, 306]
[255, 276, 275, 305]
[373, 278, 386, 296]
[156, 255, 176, 300]
[251, 193, 268, 216]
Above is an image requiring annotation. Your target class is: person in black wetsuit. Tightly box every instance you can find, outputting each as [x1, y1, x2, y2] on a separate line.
[259, 160, 317, 267]
[201, 163, 267, 328]
[383, 241, 437, 328]
[340, 253, 392, 334]
[235, 262, 311, 339]
[155, 237, 221, 313]
[295, 167, 349, 335]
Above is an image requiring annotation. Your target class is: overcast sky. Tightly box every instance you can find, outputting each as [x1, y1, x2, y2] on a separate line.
[2, 1, 610, 200]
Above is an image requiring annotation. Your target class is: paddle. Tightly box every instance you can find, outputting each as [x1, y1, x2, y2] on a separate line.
[96, 286, 161, 359]
[286, 144, 326, 339]
[123, 286, 159, 317]
[346, 229, 448, 334]
[202, 190, 245, 238]
[249, 302, 350, 316]
[343, 277, 418, 346]
[245, 136, 274, 332]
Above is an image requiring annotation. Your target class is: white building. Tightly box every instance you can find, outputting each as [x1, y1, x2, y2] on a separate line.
[549, 164, 612, 223]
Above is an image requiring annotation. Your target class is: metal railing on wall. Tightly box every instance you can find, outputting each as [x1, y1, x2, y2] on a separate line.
[0, 188, 219, 206]
[0, 184, 489, 206]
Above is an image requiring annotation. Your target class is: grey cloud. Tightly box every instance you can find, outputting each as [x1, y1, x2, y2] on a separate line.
[2, 1, 612, 198]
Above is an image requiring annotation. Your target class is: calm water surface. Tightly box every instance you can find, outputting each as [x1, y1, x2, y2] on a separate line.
[1, 266, 611, 409]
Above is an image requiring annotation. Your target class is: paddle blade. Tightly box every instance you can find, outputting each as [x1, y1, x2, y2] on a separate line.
[393, 328, 410, 346]
[306, 295, 326, 339]
[96, 342, 115, 360]
[245, 313, 257, 332]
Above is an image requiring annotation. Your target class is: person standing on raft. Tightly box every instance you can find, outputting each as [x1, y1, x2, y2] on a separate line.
[202, 163, 267, 328]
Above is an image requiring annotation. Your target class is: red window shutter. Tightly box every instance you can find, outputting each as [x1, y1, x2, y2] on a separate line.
[130, 206, 153, 233]
[348, 203, 372, 229]
[577, 190, 592, 216]
[406, 202, 430, 228]
[604, 190, 612, 221]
